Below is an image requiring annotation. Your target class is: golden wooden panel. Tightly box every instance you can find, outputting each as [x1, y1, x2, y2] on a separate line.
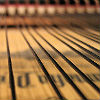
[0, 15, 100, 100]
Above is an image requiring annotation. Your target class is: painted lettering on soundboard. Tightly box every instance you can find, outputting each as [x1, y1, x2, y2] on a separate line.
[17, 73, 64, 88]
[18, 73, 32, 88]
[0, 76, 5, 83]
[0, 73, 100, 88]
[38, 74, 65, 87]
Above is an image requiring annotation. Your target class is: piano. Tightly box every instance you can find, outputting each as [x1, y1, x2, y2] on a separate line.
[0, 0, 100, 100]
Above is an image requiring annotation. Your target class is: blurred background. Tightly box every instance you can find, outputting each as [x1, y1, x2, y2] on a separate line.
[0, 0, 100, 16]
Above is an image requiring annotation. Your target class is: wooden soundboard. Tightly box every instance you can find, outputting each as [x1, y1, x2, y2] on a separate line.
[0, 14, 100, 100]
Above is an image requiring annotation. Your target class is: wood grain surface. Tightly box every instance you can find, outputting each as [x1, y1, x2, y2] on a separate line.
[0, 15, 100, 100]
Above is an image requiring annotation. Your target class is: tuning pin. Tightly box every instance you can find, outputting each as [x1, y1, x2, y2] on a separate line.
[0, 5, 6, 15]
[17, 0, 27, 16]
[36, 0, 45, 15]
[96, 5, 100, 13]
[17, 5, 26, 16]
[46, 0, 56, 14]
[85, 0, 96, 14]
[27, 5, 36, 15]
[8, 5, 16, 16]
[7, 0, 16, 16]
[66, 5, 76, 14]
[65, 0, 76, 14]
[66, 6, 76, 14]
[95, 0, 100, 13]
[56, 5, 65, 14]
[0, 0, 7, 15]
[75, 0, 85, 13]
[56, 0, 65, 14]
[26, 0, 36, 15]
[46, 5, 56, 14]
[37, 5, 46, 15]
[86, 6, 95, 14]
[76, 5, 85, 13]
[37, 0, 46, 15]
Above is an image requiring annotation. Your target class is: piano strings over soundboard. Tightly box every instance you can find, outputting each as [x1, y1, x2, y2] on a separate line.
[0, 0, 100, 100]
